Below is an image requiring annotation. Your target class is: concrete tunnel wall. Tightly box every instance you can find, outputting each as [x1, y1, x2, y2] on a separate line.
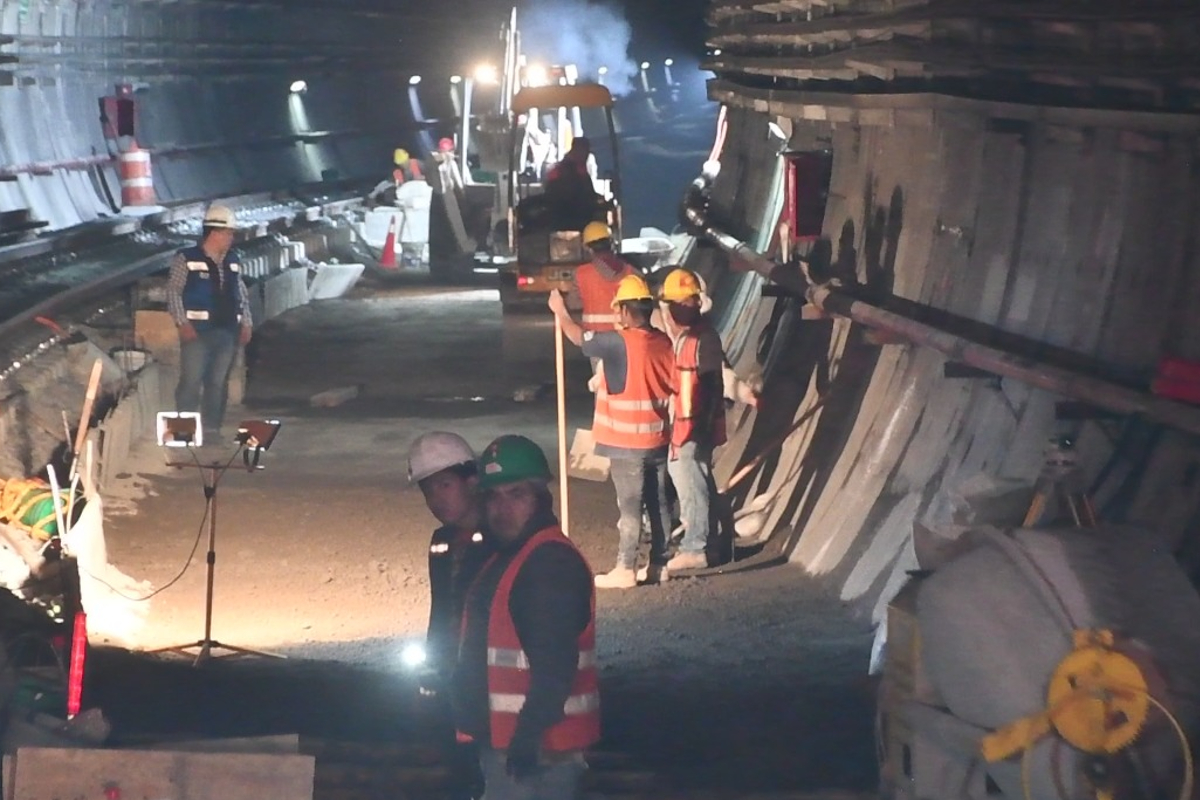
[0, 0, 426, 229]
[692, 102, 1200, 624]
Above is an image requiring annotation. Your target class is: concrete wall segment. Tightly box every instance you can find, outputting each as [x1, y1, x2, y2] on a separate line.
[702, 89, 1200, 616]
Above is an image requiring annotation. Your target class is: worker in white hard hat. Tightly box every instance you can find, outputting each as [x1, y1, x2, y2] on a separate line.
[407, 431, 489, 800]
[166, 204, 253, 443]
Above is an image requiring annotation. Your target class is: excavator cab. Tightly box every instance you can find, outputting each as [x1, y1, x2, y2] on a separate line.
[499, 83, 621, 310]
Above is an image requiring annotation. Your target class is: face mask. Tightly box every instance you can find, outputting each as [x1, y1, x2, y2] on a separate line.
[669, 303, 701, 327]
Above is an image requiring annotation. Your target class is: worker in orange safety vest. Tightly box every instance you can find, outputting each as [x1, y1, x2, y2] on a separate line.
[453, 435, 598, 799]
[659, 268, 727, 575]
[549, 275, 676, 588]
[566, 221, 636, 334]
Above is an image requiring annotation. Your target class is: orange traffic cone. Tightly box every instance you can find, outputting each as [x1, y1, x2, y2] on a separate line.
[380, 215, 398, 269]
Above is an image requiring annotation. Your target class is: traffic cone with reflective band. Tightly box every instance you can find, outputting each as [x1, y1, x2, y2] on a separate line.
[380, 215, 398, 270]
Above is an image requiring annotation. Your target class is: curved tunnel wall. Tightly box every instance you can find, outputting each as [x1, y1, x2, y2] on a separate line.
[695, 100, 1200, 625]
[0, 0, 440, 229]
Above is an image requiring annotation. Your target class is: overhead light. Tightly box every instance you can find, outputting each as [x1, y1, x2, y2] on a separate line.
[400, 641, 427, 669]
[598, 66, 608, 76]
[768, 121, 788, 141]
[664, 58, 674, 67]
[409, 75, 422, 86]
[640, 61, 650, 70]
[289, 80, 307, 94]
[713, 48, 723, 56]
[527, 64, 549, 87]
[474, 63, 499, 84]
[450, 75, 462, 84]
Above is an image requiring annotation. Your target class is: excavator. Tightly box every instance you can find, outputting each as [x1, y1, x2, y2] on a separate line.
[423, 8, 671, 308]
[496, 82, 622, 311]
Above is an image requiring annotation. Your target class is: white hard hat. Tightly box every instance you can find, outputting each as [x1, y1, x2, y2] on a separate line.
[203, 205, 237, 229]
[407, 431, 476, 483]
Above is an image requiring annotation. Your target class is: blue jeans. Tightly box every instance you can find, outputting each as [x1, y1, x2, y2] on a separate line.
[175, 326, 239, 438]
[479, 749, 585, 800]
[669, 441, 716, 556]
[608, 456, 671, 569]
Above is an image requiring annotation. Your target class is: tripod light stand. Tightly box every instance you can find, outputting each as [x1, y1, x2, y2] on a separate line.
[150, 417, 284, 666]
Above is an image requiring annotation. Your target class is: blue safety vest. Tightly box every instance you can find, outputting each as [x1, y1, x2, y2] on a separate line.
[179, 245, 243, 331]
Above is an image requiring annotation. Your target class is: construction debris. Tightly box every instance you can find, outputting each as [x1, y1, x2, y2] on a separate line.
[310, 385, 361, 408]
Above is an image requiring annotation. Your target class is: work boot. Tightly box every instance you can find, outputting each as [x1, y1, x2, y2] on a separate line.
[636, 564, 669, 585]
[667, 551, 708, 573]
[594, 568, 637, 589]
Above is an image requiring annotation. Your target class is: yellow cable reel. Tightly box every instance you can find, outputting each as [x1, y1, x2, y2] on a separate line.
[1047, 630, 1149, 754]
[983, 630, 1150, 762]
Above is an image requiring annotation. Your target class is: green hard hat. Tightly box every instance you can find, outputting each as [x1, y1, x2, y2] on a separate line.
[477, 435, 552, 490]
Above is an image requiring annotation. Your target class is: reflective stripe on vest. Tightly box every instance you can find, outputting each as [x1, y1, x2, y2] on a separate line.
[475, 527, 600, 752]
[576, 261, 633, 332]
[488, 647, 597, 670]
[592, 328, 674, 451]
[582, 313, 619, 326]
[671, 326, 727, 449]
[592, 413, 666, 435]
[185, 310, 211, 321]
[490, 691, 600, 715]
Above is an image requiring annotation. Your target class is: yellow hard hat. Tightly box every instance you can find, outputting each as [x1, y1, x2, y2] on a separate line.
[393, 148, 410, 166]
[660, 268, 702, 302]
[582, 221, 612, 245]
[611, 274, 652, 308]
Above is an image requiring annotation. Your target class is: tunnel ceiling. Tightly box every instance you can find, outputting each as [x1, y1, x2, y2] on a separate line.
[705, 0, 1200, 114]
[3, 0, 514, 82]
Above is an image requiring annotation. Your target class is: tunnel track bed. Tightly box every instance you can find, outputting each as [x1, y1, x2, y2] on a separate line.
[0, 184, 366, 340]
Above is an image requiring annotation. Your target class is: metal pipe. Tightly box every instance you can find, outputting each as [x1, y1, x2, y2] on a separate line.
[681, 172, 1200, 438]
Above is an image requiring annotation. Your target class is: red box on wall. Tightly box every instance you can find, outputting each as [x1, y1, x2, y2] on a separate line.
[1152, 357, 1200, 404]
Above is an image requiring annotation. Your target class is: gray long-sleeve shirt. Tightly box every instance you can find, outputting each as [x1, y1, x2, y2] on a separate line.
[166, 251, 253, 328]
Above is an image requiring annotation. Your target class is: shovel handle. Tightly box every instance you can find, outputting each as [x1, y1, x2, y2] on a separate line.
[554, 315, 570, 536]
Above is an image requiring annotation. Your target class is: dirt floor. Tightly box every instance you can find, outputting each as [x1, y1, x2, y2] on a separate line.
[92, 279, 878, 793]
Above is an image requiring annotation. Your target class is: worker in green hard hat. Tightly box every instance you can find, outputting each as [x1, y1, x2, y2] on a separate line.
[452, 435, 599, 798]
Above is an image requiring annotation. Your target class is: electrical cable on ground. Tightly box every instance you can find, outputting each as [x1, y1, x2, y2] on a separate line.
[73, 446, 242, 603]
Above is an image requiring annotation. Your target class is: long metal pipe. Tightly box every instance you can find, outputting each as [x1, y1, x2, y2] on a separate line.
[682, 173, 1200, 438]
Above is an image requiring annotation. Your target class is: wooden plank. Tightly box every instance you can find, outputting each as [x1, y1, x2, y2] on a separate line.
[11, 747, 315, 800]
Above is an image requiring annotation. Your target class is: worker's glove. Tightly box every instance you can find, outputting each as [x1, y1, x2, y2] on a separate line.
[587, 372, 602, 393]
[505, 739, 541, 781]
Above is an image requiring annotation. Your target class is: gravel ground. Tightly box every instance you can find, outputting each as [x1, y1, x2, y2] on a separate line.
[93, 282, 878, 792]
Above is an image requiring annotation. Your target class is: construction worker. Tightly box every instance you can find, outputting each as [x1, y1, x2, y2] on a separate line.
[567, 221, 635, 334]
[453, 435, 598, 799]
[407, 432, 490, 800]
[548, 275, 675, 587]
[659, 268, 727, 573]
[166, 204, 252, 443]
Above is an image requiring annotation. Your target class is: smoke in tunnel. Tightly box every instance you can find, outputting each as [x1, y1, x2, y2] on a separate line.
[519, 0, 638, 94]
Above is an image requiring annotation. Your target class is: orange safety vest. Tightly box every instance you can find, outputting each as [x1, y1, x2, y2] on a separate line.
[672, 323, 727, 449]
[593, 328, 674, 451]
[575, 259, 634, 332]
[480, 527, 600, 752]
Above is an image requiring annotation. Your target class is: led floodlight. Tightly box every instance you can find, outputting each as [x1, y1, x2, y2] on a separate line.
[157, 412, 202, 447]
